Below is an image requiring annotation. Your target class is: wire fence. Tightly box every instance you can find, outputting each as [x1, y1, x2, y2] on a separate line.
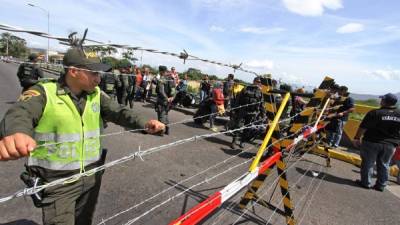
[0, 23, 259, 76]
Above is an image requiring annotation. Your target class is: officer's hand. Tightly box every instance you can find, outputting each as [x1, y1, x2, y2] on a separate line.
[0, 133, 36, 161]
[145, 120, 166, 134]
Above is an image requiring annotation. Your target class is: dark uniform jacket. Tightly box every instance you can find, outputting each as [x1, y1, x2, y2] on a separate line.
[100, 73, 118, 94]
[236, 85, 265, 116]
[360, 106, 400, 147]
[17, 63, 44, 89]
[156, 76, 176, 105]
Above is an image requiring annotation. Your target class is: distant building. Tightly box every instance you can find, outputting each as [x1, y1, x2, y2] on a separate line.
[29, 47, 64, 64]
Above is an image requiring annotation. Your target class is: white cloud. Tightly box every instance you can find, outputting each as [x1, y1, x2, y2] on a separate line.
[209, 25, 225, 32]
[192, 0, 251, 9]
[365, 69, 400, 80]
[336, 23, 364, 34]
[383, 25, 400, 32]
[239, 27, 285, 34]
[282, 0, 343, 17]
[245, 59, 274, 70]
[278, 72, 305, 85]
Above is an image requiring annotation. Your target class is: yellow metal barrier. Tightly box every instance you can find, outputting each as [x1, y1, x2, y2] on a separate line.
[248, 92, 290, 172]
[312, 146, 399, 177]
[343, 104, 378, 140]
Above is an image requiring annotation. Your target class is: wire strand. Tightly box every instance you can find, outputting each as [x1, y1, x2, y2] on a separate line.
[0, 120, 265, 203]
[97, 142, 261, 225]
[230, 139, 321, 225]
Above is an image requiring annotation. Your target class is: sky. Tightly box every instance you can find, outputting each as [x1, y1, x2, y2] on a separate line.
[0, 0, 399, 95]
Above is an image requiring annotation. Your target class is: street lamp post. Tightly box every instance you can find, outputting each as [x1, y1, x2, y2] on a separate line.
[28, 3, 49, 63]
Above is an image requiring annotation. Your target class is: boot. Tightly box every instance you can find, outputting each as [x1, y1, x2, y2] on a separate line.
[231, 137, 238, 149]
[165, 126, 170, 135]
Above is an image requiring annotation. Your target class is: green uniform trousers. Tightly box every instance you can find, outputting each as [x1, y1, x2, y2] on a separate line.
[156, 103, 170, 125]
[41, 172, 103, 225]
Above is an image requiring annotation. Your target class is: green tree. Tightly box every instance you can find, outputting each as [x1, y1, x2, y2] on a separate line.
[122, 49, 137, 64]
[0, 32, 29, 58]
[185, 68, 203, 80]
[84, 45, 117, 59]
[101, 56, 119, 69]
[142, 64, 158, 74]
[117, 58, 132, 68]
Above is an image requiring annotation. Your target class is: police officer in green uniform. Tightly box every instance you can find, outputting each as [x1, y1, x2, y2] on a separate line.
[99, 71, 119, 100]
[230, 77, 265, 149]
[17, 53, 44, 91]
[155, 66, 176, 135]
[116, 67, 130, 105]
[0, 47, 165, 225]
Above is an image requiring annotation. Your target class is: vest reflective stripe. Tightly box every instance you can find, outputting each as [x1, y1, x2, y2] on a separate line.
[35, 130, 100, 142]
[29, 82, 102, 171]
[28, 156, 100, 171]
[34, 132, 81, 142]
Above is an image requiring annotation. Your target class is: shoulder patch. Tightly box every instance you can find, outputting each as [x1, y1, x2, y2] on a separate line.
[18, 90, 41, 102]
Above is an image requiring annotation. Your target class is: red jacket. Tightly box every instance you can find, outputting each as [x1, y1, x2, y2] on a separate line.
[135, 73, 143, 87]
[212, 88, 224, 105]
[394, 147, 400, 161]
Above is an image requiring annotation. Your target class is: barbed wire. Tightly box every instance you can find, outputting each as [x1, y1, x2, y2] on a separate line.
[4, 58, 143, 78]
[164, 118, 322, 225]
[123, 104, 329, 224]
[264, 164, 324, 225]
[96, 141, 263, 225]
[293, 163, 324, 220]
[123, 157, 254, 225]
[96, 109, 321, 223]
[12, 96, 313, 151]
[0, 85, 333, 202]
[0, 120, 266, 203]
[0, 24, 259, 76]
[296, 170, 327, 225]
[0, 99, 320, 203]
[22, 100, 268, 149]
[209, 119, 321, 225]
[230, 139, 322, 225]
[209, 161, 312, 225]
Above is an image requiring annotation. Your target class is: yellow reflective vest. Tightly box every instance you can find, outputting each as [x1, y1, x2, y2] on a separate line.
[28, 82, 101, 171]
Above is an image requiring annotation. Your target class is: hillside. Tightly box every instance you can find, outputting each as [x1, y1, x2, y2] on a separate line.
[350, 92, 400, 101]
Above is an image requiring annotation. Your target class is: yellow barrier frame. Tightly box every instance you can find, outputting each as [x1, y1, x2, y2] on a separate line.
[248, 92, 290, 172]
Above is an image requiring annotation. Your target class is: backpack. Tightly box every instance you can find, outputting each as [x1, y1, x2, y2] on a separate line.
[103, 74, 116, 92]
[239, 85, 262, 112]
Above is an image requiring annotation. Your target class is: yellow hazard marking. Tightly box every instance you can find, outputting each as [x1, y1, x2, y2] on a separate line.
[18, 90, 41, 102]
[23, 90, 40, 96]
[283, 197, 293, 208]
[279, 178, 289, 189]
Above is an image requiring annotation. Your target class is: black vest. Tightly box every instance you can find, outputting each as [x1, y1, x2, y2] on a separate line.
[239, 85, 262, 113]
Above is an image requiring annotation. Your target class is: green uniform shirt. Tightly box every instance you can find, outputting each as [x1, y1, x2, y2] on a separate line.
[156, 76, 176, 104]
[0, 77, 147, 138]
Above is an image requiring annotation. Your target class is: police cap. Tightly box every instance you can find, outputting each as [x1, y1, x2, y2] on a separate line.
[159, 65, 167, 72]
[63, 48, 111, 72]
[380, 93, 398, 106]
[28, 53, 38, 61]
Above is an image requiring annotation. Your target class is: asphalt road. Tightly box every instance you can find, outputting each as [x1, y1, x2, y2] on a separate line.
[0, 62, 399, 225]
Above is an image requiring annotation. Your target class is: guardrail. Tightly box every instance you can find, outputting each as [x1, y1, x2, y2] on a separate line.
[341, 104, 378, 146]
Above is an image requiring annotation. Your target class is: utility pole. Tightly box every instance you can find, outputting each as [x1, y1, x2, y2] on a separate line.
[28, 3, 50, 62]
[6, 36, 9, 56]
